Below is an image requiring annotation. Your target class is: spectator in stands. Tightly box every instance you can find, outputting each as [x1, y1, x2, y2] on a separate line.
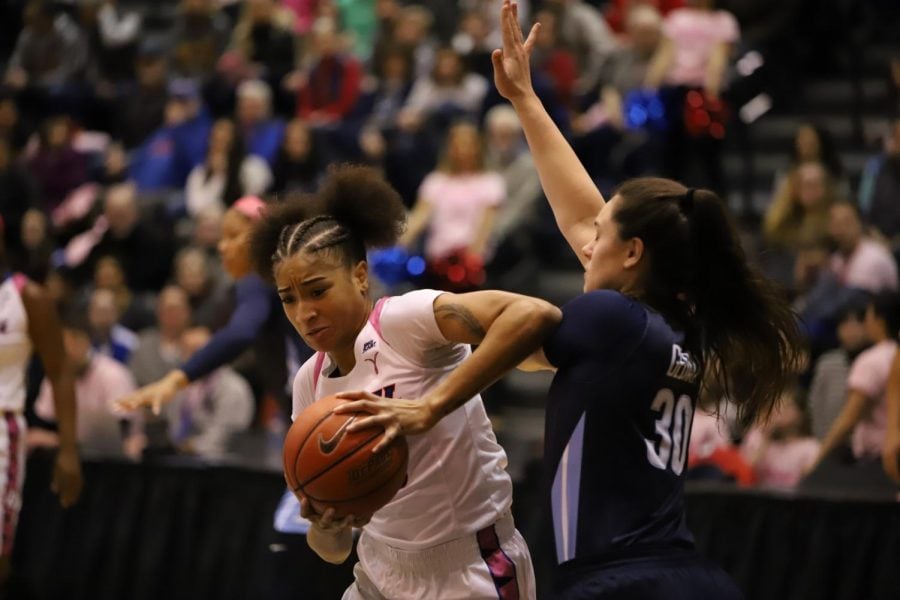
[374, 4, 437, 80]
[169, 0, 230, 80]
[4, 1, 89, 92]
[174, 246, 231, 330]
[531, 5, 577, 112]
[784, 123, 846, 188]
[741, 391, 820, 489]
[451, 9, 496, 81]
[0, 137, 38, 259]
[26, 116, 89, 213]
[88, 287, 138, 364]
[190, 206, 226, 260]
[270, 118, 322, 194]
[809, 300, 871, 440]
[78, 0, 142, 87]
[807, 293, 900, 495]
[18, 209, 54, 282]
[165, 327, 255, 458]
[74, 183, 174, 292]
[235, 79, 285, 167]
[687, 403, 755, 486]
[0, 94, 29, 151]
[130, 286, 192, 388]
[827, 201, 898, 293]
[89, 255, 155, 332]
[483, 104, 542, 288]
[186, 120, 272, 217]
[334, 0, 378, 61]
[859, 119, 900, 241]
[645, 0, 739, 192]
[129, 79, 212, 193]
[356, 44, 415, 172]
[544, 0, 618, 98]
[572, 4, 665, 185]
[116, 40, 170, 150]
[401, 122, 504, 267]
[31, 313, 143, 459]
[291, 17, 363, 127]
[399, 47, 488, 132]
[763, 161, 835, 252]
[229, 0, 297, 96]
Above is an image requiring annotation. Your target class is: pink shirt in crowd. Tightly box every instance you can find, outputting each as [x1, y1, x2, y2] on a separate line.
[740, 429, 820, 489]
[662, 8, 739, 87]
[418, 171, 505, 260]
[829, 238, 899, 293]
[36, 353, 138, 454]
[847, 339, 898, 459]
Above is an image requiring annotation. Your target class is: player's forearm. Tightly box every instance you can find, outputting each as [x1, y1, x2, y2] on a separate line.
[509, 94, 604, 245]
[307, 525, 354, 564]
[49, 370, 78, 449]
[427, 300, 560, 419]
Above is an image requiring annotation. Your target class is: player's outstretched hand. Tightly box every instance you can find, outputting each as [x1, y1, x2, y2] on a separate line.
[52, 443, 83, 508]
[334, 391, 437, 453]
[115, 371, 186, 415]
[492, 0, 540, 103]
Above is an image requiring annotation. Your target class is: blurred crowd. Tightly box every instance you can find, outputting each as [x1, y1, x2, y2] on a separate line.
[1, 0, 899, 495]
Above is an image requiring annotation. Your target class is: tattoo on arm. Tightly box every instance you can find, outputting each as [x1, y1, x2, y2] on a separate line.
[435, 303, 486, 339]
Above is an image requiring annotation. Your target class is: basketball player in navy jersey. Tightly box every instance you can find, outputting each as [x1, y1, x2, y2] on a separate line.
[336, 2, 804, 597]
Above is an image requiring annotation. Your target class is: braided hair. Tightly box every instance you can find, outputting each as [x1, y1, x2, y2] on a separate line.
[251, 164, 406, 279]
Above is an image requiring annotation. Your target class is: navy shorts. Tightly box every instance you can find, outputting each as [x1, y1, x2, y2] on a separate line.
[554, 552, 744, 600]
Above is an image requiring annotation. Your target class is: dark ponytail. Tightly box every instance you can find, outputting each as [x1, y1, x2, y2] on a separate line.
[250, 164, 407, 281]
[614, 178, 804, 427]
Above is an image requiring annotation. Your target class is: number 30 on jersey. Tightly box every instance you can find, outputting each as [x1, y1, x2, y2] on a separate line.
[645, 388, 694, 475]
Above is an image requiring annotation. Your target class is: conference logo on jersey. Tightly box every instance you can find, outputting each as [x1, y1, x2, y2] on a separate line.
[318, 415, 357, 455]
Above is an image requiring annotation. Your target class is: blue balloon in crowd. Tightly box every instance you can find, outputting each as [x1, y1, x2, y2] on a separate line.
[370, 247, 426, 285]
[624, 90, 667, 131]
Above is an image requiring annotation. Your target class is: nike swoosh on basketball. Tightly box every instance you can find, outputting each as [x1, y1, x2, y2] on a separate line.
[318, 415, 357, 455]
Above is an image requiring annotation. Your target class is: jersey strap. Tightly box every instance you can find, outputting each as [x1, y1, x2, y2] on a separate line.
[311, 352, 326, 390]
[11, 273, 28, 293]
[369, 296, 389, 339]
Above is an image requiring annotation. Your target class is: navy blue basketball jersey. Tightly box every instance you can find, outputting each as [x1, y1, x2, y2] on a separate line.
[543, 290, 699, 569]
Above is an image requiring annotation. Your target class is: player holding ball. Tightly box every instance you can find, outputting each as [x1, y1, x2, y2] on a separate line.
[251, 165, 560, 599]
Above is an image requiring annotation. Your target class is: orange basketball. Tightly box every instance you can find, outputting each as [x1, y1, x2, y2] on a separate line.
[284, 395, 409, 518]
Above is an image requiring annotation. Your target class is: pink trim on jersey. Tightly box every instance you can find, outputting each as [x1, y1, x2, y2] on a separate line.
[11, 273, 27, 294]
[310, 297, 392, 389]
[2, 412, 21, 555]
[312, 352, 326, 390]
[369, 297, 389, 339]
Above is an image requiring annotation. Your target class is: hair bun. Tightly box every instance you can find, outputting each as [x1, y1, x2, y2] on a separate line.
[312, 164, 407, 249]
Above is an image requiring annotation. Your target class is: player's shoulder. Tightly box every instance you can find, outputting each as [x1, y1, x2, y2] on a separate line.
[562, 290, 646, 330]
[378, 289, 443, 325]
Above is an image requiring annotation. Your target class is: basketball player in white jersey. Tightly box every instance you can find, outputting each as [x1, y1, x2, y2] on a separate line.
[0, 223, 82, 587]
[250, 166, 560, 599]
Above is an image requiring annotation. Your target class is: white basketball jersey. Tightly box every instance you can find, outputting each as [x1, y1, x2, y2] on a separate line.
[0, 274, 32, 412]
[293, 289, 513, 551]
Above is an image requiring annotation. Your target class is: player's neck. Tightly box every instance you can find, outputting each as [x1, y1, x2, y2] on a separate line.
[329, 299, 373, 376]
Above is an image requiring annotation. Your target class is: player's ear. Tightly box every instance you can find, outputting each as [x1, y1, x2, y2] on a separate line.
[353, 260, 369, 296]
[623, 237, 644, 270]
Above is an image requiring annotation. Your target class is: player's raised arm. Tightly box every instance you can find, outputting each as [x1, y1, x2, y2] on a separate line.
[337, 290, 560, 449]
[493, 0, 605, 266]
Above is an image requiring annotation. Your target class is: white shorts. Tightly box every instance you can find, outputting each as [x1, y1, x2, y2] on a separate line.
[342, 512, 536, 600]
[0, 412, 26, 557]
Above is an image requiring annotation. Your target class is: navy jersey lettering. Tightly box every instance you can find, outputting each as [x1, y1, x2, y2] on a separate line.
[543, 291, 698, 566]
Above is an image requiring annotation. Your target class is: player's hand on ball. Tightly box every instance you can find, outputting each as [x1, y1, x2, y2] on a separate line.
[334, 391, 437, 452]
[299, 495, 368, 531]
[491, 0, 540, 103]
